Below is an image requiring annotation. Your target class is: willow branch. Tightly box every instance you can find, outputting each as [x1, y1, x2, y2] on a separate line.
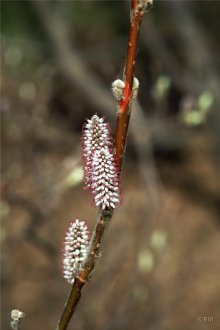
[56, 1, 153, 329]
[115, 0, 153, 169]
[57, 208, 113, 330]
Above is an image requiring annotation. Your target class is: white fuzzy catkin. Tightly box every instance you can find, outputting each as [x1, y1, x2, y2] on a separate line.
[62, 219, 90, 284]
[91, 147, 120, 209]
[82, 114, 112, 187]
[82, 115, 121, 209]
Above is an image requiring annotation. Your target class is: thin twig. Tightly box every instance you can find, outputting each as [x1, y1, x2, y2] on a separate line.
[56, 1, 153, 329]
[115, 0, 152, 169]
[57, 208, 113, 330]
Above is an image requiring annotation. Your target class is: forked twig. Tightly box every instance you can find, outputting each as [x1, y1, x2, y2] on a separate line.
[57, 1, 153, 329]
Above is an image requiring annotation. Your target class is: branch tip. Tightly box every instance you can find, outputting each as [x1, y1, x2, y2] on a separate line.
[138, 0, 153, 13]
[10, 310, 25, 330]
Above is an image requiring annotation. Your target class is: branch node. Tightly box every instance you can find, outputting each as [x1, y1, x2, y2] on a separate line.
[76, 275, 87, 284]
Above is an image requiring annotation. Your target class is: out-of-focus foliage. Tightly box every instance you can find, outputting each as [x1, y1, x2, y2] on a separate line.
[180, 91, 214, 126]
[1, 1, 43, 40]
[1, 1, 125, 40]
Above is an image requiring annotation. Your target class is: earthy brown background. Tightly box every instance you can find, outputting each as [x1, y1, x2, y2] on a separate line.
[1, 1, 220, 330]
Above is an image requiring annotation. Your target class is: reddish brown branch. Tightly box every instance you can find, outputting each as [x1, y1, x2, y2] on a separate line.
[56, 1, 152, 329]
[57, 209, 113, 330]
[115, 0, 152, 169]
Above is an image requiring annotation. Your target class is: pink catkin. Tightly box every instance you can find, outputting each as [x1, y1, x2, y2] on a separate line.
[82, 115, 121, 209]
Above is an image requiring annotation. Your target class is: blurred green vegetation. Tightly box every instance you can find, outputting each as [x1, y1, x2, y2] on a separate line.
[1, 1, 126, 41]
[1, 1, 44, 40]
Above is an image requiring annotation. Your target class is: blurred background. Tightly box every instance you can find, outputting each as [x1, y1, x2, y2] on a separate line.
[1, 1, 220, 329]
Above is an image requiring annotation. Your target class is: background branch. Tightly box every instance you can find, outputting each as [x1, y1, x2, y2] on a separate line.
[31, 0, 114, 116]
